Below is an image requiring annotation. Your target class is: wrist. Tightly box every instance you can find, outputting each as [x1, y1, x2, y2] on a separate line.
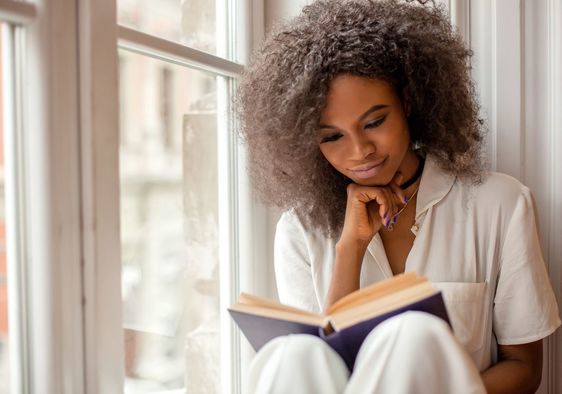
[335, 238, 369, 267]
[336, 237, 370, 253]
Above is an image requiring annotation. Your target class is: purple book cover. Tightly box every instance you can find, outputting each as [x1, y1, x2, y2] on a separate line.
[228, 292, 450, 371]
[227, 310, 322, 351]
[321, 292, 450, 370]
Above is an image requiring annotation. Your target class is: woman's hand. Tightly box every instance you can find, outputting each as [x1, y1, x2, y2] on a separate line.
[325, 172, 406, 311]
[338, 172, 406, 248]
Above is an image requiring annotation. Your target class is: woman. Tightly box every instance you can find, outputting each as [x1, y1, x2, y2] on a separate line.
[235, 0, 561, 392]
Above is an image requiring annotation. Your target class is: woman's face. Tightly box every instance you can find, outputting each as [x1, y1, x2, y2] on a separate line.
[318, 74, 418, 187]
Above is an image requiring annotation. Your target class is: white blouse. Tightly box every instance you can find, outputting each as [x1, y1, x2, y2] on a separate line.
[274, 155, 561, 372]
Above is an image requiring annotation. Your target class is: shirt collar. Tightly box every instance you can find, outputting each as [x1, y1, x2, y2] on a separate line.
[415, 154, 456, 219]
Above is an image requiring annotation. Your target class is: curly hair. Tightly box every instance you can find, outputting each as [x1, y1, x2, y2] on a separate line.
[235, 0, 486, 238]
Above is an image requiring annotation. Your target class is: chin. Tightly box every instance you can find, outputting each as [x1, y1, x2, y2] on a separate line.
[352, 176, 392, 187]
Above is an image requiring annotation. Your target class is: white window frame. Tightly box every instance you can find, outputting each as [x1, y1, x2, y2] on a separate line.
[82, 0, 267, 393]
[2, 1, 85, 394]
[0, 0, 267, 393]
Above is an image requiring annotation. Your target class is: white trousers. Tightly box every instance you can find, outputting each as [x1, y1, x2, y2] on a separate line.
[247, 311, 487, 394]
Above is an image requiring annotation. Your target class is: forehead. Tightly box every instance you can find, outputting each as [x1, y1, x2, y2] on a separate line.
[321, 75, 399, 120]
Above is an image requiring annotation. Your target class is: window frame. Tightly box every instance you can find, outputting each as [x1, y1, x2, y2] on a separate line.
[2, 1, 86, 393]
[82, 0, 264, 393]
[1, 19, 32, 394]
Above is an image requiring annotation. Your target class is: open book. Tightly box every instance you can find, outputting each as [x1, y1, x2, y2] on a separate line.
[228, 272, 450, 370]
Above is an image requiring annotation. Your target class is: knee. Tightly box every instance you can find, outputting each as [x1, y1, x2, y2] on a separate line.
[249, 334, 349, 394]
[269, 334, 333, 361]
[395, 311, 451, 337]
[365, 311, 452, 349]
[249, 335, 324, 379]
[250, 334, 347, 378]
[394, 311, 451, 343]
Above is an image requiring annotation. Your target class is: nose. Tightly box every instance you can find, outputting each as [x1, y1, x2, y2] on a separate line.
[349, 132, 376, 159]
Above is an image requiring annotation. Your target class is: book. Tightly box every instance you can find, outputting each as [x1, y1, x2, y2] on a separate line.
[228, 272, 450, 371]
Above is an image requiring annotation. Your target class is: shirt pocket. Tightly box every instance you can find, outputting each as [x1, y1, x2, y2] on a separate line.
[431, 281, 487, 352]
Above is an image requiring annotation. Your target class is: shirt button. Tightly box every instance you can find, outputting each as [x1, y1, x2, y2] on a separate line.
[412, 224, 419, 232]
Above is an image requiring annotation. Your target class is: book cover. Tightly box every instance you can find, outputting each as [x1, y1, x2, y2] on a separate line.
[228, 291, 450, 371]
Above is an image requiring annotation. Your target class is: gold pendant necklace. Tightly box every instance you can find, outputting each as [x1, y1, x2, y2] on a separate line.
[385, 185, 420, 231]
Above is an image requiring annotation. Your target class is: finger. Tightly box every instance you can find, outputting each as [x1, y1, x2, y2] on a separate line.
[349, 185, 398, 229]
[353, 188, 388, 223]
[388, 181, 407, 205]
[391, 171, 404, 187]
[386, 187, 404, 227]
[350, 185, 389, 216]
[382, 188, 395, 228]
[367, 200, 381, 225]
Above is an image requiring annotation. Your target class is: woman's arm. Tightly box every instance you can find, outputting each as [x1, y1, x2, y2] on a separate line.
[324, 177, 405, 311]
[325, 239, 368, 310]
[481, 341, 543, 394]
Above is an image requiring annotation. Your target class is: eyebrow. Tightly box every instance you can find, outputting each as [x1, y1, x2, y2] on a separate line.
[318, 104, 389, 129]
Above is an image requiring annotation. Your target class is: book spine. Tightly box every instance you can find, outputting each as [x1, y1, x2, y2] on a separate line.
[317, 326, 354, 371]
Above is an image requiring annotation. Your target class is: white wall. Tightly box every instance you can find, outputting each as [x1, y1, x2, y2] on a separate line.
[468, 1, 562, 391]
[261, 1, 562, 392]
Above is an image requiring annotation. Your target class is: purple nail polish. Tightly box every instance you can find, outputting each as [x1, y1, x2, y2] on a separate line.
[404, 196, 409, 203]
[384, 212, 387, 219]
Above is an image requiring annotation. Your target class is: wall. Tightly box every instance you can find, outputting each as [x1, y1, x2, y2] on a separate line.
[468, 1, 562, 391]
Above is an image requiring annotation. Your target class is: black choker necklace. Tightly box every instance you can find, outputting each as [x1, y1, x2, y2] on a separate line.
[400, 157, 425, 190]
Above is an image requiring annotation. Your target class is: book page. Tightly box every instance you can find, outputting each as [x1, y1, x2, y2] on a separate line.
[327, 272, 425, 315]
[229, 303, 329, 327]
[236, 292, 324, 319]
[330, 282, 438, 330]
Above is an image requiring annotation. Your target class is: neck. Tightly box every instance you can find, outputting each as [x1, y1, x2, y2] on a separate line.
[400, 156, 424, 190]
[397, 150, 422, 194]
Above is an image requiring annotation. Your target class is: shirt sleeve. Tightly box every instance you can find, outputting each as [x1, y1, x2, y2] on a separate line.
[274, 211, 321, 313]
[493, 186, 561, 345]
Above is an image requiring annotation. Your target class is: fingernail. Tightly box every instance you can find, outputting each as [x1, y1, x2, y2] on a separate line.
[392, 215, 397, 223]
[384, 212, 387, 219]
[403, 196, 409, 203]
[385, 219, 390, 227]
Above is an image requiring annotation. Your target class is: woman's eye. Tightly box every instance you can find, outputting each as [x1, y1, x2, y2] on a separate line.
[365, 116, 386, 129]
[320, 133, 343, 143]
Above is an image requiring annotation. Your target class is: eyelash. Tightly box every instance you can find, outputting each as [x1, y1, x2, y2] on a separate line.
[320, 115, 387, 143]
[365, 116, 386, 129]
[321, 133, 343, 143]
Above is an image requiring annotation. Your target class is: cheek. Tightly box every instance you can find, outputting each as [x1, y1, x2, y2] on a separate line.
[319, 146, 344, 171]
[379, 125, 410, 152]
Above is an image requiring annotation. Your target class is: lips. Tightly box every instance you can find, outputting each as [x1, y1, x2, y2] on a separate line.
[348, 158, 387, 179]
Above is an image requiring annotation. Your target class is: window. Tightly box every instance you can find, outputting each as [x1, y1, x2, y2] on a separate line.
[116, 1, 248, 392]
[118, 0, 218, 57]
[0, 0, 263, 392]
[120, 51, 221, 392]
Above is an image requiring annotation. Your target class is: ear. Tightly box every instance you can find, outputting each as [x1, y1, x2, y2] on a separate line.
[402, 87, 411, 116]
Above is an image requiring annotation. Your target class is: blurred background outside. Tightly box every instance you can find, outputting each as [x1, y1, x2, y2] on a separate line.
[118, 0, 222, 392]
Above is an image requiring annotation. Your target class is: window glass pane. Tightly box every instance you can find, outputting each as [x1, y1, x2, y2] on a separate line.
[119, 50, 221, 393]
[118, 0, 221, 57]
[0, 23, 9, 394]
